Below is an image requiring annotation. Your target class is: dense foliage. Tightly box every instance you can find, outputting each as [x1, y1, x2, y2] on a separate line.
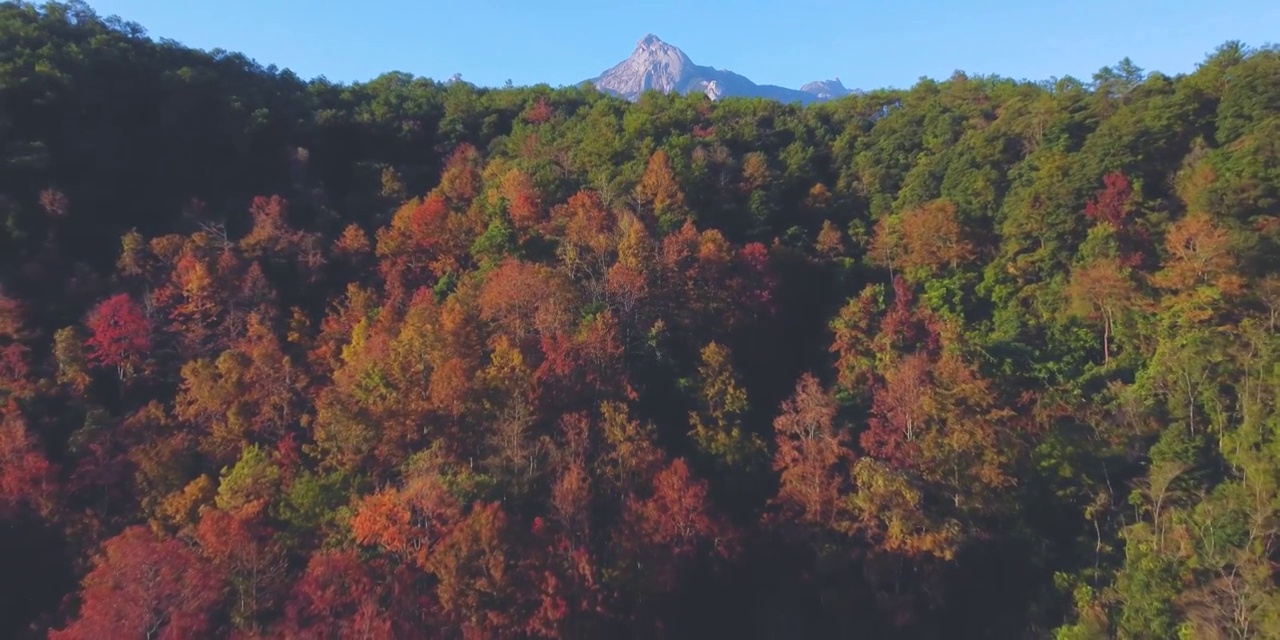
[3, 2, 1280, 638]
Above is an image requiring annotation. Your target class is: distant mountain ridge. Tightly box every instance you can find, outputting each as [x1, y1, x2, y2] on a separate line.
[592, 34, 852, 104]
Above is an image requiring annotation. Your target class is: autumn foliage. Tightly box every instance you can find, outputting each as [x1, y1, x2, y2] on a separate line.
[6, 8, 1280, 638]
[870, 199, 974, 281]
[51, 527, 221, 640]
[83, 293, 151, 379]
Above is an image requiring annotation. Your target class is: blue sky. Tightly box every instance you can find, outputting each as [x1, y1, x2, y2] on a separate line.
[83, 0, 1280, 90]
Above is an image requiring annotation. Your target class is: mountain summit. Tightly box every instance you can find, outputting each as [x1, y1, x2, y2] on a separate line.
[596, 34, 696, 97]
[592, 35, 851, 104]
[800, 78, 851, 101]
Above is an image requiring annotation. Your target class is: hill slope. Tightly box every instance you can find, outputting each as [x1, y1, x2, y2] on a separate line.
[4, 5, 1280, 640]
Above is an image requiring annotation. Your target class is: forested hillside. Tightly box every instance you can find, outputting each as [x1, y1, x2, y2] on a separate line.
[3, 2, 1280, 638]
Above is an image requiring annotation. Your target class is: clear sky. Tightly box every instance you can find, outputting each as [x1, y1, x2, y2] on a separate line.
[82, 0, 1280, 90]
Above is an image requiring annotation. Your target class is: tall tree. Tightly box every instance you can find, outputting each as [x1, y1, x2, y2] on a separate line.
[635, 149, 688, 231]
[1066, 257, 1146, 363]
[52, 527, 222, 640]
[84, 293, 152, 380]
[769, 374, 853, 528]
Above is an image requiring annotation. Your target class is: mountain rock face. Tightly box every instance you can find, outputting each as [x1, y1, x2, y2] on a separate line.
[592, 35, 850, 104]
[800, 78, 852, 100]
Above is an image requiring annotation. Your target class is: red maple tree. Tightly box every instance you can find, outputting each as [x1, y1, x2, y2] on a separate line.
[84, 294, 152, 380]
[52, 527, 222, 640]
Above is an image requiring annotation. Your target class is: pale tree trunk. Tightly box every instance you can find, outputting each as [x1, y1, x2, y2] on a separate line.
[1103, 310, 1112, 365]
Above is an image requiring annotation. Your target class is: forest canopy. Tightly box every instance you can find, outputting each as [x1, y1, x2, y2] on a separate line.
[3, 2, 1280, 638]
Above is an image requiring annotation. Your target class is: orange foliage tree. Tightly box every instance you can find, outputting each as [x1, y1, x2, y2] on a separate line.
[769, 374, 854, 528]
[869, 199, 975, 281]
[635, 149, 687, 230]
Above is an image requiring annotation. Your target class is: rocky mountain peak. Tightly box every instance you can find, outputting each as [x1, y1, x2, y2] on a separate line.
[591, 33, 694, 98]
[800, 77, 851, 100]
[591, 35, 852, 105]
[636, 33, 666, 49]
